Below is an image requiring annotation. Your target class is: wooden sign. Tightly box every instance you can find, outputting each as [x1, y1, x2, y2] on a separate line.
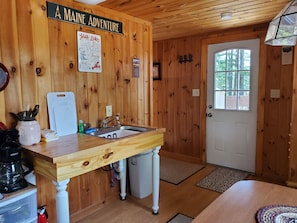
[46, 1, 123, 34]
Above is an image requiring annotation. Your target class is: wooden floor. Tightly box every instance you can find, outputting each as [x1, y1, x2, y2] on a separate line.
[75, 165, 220, 223]
[75, 165, 281, 223]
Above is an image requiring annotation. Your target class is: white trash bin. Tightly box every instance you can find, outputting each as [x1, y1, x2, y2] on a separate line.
[128, 149, 153, 199]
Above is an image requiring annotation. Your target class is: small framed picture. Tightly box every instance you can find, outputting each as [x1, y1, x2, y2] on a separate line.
[153, 62, 161, 80]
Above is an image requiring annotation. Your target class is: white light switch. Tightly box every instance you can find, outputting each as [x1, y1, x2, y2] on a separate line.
[270, 89, 280, 98]
[106, 105, 112, 117]
[192, 89, 200, 97]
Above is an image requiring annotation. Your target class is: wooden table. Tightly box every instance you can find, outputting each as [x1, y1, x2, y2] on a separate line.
[193, 180, 297, 222]
[22, 127, 165, 223]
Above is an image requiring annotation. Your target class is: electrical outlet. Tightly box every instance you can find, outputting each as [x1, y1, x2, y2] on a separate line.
[106, 105, 112, 117]
[192, 89, 200, 97]
[270, 89, 280, 98]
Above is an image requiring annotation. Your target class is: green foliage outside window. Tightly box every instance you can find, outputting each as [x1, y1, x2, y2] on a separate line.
[214, 49, 251, 110]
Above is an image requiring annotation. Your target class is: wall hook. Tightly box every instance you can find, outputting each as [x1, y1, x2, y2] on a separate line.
[178, 54, 193, 63]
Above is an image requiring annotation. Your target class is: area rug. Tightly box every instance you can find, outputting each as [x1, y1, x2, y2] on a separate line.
[196, 167, 249, 193]
[160, 157, 204, 185]
[167, 213, 193, 223]
[256, 205, 297, 223]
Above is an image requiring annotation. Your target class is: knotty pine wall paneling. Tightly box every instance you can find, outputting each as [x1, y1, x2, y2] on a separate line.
[262, 46, 293, 182]
[0, 1, 22, 127]
[288, 47, 297, 187]
[127, 21, 138, 123]
[153, 37, 201, 162]
[31, 0, 53, 129]
[0, 0, 152, 221]
[16, 1, 37, 112]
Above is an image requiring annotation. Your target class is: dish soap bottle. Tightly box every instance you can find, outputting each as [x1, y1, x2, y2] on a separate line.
[78, 120, 84, 133]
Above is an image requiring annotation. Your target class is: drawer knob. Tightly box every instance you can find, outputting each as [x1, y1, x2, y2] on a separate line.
[83, 161, 90, 166]
[103, 152, 113, 159]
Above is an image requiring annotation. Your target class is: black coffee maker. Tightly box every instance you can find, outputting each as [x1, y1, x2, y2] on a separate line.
[0, 129, 27, 193]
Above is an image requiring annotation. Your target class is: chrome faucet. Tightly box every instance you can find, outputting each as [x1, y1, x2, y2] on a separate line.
[102, 113, 120, 128]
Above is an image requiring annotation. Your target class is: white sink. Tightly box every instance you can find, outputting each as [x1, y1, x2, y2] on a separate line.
[98, 129, 139, 139]
[87, 125, 155, 139]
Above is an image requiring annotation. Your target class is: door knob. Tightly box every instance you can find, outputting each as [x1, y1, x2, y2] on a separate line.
[207, 113, 213, 117]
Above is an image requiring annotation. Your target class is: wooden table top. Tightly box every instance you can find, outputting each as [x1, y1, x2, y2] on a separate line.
[192, 180, 297, 222]
[22, 127, 165, 163]
[22, 127, 165, 181]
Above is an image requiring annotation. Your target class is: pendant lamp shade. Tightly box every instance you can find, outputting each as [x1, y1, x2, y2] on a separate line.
[265, 0, 297, 46]
[75, 0, 105, 5]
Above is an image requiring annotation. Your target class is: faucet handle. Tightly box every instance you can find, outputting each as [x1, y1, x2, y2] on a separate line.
[116, 113, 120, 126]
[102, 119, 108, 128]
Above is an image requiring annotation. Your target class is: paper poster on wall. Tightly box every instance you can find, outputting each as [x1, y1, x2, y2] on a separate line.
[77, 31, 102, 73]
[282, 46, 293, 65]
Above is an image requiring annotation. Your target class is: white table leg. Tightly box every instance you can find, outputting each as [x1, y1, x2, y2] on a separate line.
[118, 159, 127, 200]
[53, 179, 70, 223]
[152, 146, 161, 214]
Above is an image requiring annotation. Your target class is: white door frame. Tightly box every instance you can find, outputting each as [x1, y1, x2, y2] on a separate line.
[200, 34, 266, 175]
[206, 39, 259, 172]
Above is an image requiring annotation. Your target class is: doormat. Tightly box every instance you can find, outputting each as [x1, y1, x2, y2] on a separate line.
[167, 213, 193, 223]
[196, 167, 249, 193]
[160, 157, 204, 185]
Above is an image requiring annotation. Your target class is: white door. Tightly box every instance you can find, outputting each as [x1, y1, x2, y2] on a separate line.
[206, 39, 259, 173]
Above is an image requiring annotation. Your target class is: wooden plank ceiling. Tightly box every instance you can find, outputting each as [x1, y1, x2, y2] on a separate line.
[96, 0, 290, 41]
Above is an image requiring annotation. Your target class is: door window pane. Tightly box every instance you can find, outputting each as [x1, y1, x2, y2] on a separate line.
[215, 72, 226, 90]
[226, 72, 237, 90]
[226, 91, 237, 110]
[214, 48, 251, 111]
[226, 49, 238, 71]
[239, 71, 250, 90]
[214, 91, 225, 109]
[238, 91, 250, 111]
[215, 51, 226, 71]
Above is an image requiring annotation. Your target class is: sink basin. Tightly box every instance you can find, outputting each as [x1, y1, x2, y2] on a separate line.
[87, 125, 155, 139]
[97, 129, 139, 139]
